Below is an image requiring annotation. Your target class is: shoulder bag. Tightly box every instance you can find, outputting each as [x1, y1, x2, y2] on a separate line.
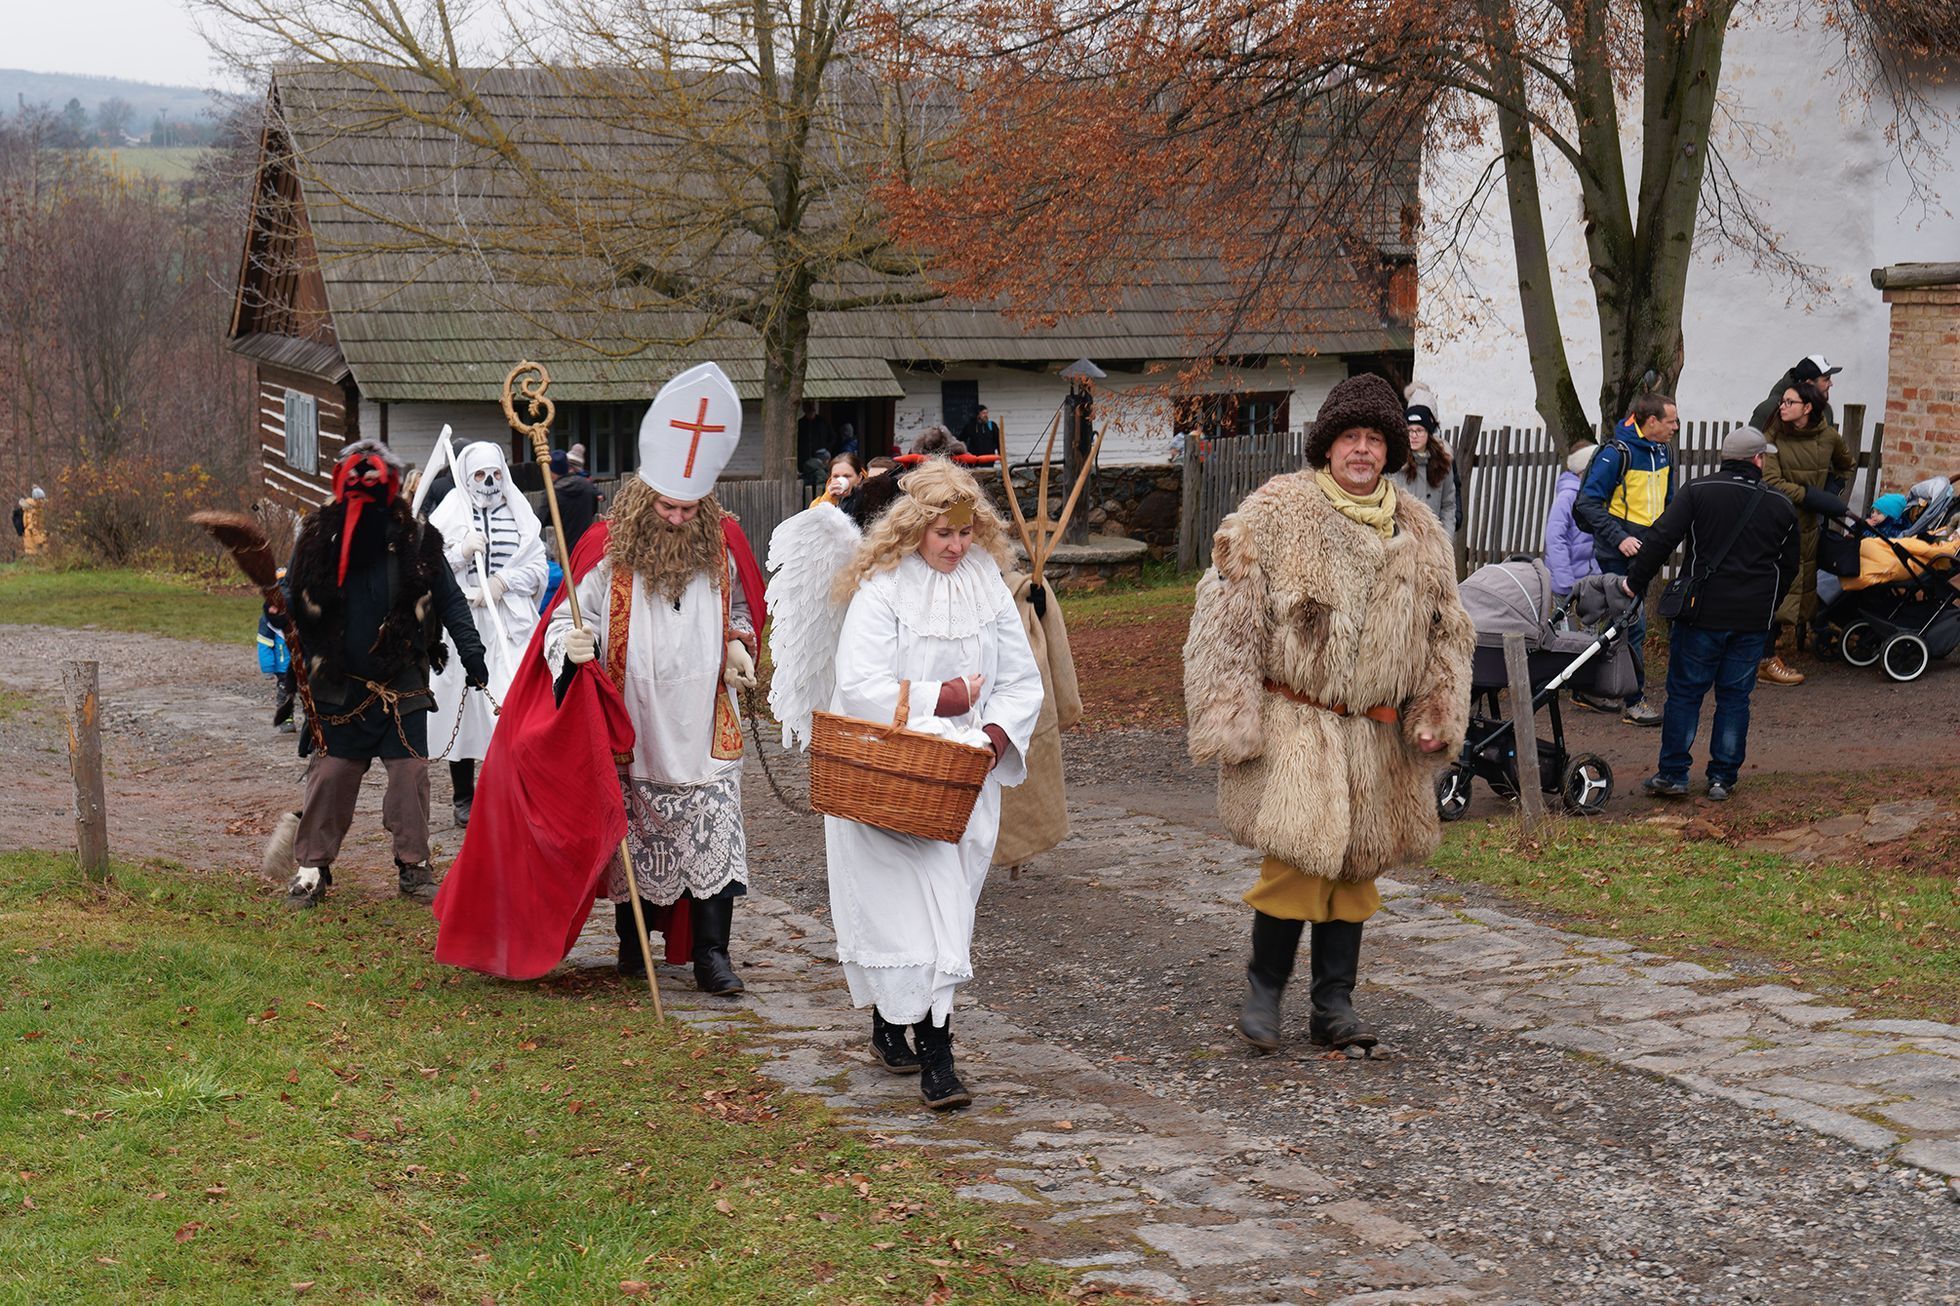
[1657, 481, 1765, 622]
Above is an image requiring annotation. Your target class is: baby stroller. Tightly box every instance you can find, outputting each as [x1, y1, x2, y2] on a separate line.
[1436, 561, 1639, 821]
[1814, 509, 1960, 683]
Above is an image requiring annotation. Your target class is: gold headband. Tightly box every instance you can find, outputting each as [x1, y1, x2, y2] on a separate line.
[908, 486, 975, 527]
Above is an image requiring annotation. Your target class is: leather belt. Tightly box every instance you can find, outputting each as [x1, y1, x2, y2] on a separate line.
[1262, 678, 1400, 724]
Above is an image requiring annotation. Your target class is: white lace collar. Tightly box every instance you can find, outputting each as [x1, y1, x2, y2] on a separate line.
[879, 551, 1008, 639]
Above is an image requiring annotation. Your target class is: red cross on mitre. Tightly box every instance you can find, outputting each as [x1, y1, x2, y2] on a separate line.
[671, 397, 727, 479]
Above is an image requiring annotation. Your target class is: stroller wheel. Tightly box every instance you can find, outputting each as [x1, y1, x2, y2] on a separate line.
[1812, 625, 1842, 662]
[1436, 764, 1473, 822]
[1560, 753, 1613, 816]
[1841, 621, 1882, 668]
[1881, 633, 1931, 683]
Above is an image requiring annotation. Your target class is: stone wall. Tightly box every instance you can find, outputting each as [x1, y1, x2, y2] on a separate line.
[995, 463, 1183, 559]
[1879, 281, 1960, 489]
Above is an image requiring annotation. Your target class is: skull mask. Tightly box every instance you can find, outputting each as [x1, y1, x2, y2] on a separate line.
[468, 464, 505, 509]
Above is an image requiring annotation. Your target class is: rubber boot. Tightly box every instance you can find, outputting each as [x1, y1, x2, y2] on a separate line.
[870, 1009, 921, 1074]
[912, 1016, 972, 1110]
[1308, 920, 1378, 1049]
[690, 891, 744, 996]
[449, 759, 477, 827]
[615, 900, 650, 978]
[1237, 911, 1305, 1054]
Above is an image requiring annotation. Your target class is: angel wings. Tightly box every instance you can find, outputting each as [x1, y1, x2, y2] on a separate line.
[764, 502, 863, 749]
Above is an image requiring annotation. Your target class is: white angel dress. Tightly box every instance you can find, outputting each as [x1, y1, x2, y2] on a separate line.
[769, 512, 1042, 1026]
[427, 443, 547, 760]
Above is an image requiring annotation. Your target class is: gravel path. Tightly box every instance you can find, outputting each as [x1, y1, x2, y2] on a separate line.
[4, 623, 1957, 1303]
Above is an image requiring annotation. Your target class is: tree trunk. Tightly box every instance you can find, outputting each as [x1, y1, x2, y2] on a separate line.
[1491, 97, 1590, 445]
[759, 301, 811, 478]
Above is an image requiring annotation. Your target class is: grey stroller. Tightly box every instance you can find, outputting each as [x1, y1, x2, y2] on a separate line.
[1436, 560, 1639, 821]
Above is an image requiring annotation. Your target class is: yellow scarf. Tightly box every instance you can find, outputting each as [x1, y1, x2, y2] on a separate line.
[1314, 470, 1398, 538]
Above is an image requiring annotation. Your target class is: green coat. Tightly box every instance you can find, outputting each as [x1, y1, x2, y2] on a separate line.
[1763, 420, 1853, 626]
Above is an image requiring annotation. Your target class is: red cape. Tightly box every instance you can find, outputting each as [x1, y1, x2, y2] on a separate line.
[431, 515, 767, 979]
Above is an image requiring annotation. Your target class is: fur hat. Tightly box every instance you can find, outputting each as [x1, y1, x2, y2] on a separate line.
[338, 438, 404, 473]
[1305, 375, 1410, 472]
[909, 425, 967, 458]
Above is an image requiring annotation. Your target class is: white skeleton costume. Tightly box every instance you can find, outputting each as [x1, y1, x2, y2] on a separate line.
[767, 491, 1043, 1027]
[428, 442, 547, 761]
[544, 364, 752, 910]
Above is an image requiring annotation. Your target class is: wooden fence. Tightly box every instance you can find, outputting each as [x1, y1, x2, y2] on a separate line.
[1176, 405, 1886, 578]
[717, 475, 806, 553]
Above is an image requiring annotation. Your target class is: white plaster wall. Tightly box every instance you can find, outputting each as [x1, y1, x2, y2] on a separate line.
[892, 358, 1352, 465]
[1414, 4, 1959, 433]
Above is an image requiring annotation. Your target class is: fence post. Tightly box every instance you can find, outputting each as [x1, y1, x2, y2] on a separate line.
[1453, 416, 1482, 580]
[61, 660, 110, 881]
[1501, 634, 1547, 831]
[1176, 431, 1201, 572]
[1863, 421, 1886, 516]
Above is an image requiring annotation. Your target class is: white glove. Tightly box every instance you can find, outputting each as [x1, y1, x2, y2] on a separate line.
[457, 530, 486, 561]
[484, 574, 505, 604]
[564, 628, 598, 665]
[463, 585, 485, 607]
[724, 640, 757, 692]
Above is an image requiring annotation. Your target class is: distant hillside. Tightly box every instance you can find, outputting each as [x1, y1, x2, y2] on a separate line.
[0, 69, 216, 126]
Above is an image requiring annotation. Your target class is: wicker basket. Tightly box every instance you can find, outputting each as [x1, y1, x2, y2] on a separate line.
[808, 681, 993, 843]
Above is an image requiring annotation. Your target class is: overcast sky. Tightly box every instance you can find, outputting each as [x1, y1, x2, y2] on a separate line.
[12, 0, 231, 86]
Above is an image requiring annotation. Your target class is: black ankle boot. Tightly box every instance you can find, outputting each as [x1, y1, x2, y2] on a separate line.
[912, 1016, 971, 1110]
[1308, 920, 1378, 1049]
[615, 901, 649, 978]
[1238, 911, 1305, 1053]
[449, 759, 476, 828]
[689, 892, 744, 996]
[870, 1009, 921, 1074]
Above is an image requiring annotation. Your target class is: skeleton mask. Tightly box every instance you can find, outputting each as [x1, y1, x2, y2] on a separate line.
[468, 465, 504, 508]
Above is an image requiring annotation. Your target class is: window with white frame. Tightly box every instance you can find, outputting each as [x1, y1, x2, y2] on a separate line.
[283, 390, 319, 473]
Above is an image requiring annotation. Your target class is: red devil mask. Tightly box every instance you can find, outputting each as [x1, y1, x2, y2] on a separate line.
[330, 450, 400, 585]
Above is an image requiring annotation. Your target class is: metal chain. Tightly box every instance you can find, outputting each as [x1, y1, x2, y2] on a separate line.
[313, 678, 501, 761]
[741, 690, 813, 816]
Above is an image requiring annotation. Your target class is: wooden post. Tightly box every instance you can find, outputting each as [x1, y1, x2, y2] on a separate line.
[1177, 429, 1202, 572]
[1452, 416, 1482, 581]
[61, 660, 110, 881]
[1500, 634, 1547, 831]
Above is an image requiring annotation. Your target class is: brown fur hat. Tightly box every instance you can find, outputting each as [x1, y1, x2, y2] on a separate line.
[909, 425, 967, 458]
[1304, 375, 1411, 472]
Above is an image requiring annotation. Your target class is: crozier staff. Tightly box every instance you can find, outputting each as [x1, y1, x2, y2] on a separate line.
[1184, 374, 1474, 1055]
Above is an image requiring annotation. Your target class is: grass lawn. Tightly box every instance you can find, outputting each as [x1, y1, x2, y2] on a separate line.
[0, 852, 1072, 1303]
[1057, 570, 1195, 731]
[1433, 820, 1960, 1022]
[0, 564, 261, 646]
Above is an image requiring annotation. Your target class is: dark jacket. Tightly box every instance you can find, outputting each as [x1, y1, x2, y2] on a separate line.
[1749, 369, 1837, 432]
[287, 500, 487, 708]
[1575, 419, 1676, 568]
[1624, 462, 1801, 632]
[553, 474, 602, 551]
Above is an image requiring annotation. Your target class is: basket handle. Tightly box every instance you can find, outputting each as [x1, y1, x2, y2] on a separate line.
[891, 680, 910, 730]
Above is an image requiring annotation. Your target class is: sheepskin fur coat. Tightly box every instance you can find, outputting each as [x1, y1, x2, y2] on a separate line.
[1183, 472, 1475, 882]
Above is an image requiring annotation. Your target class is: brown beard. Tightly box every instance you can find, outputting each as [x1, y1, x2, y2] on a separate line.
[606, 477, 726, 602]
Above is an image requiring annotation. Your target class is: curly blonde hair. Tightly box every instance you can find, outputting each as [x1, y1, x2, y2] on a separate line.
[835, 459, 1012, 599]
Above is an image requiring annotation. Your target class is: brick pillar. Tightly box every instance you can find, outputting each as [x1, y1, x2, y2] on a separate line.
[1879, 284, 1960, 489]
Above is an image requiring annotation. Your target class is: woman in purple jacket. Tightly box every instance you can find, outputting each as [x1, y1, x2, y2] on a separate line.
[1543, 442, 1601, 597]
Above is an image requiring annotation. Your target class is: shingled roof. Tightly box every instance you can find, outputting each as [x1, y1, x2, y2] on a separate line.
[231, 64, 1410, 404]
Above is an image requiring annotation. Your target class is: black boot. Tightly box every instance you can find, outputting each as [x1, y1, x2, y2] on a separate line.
[1308, 920, 1378, 1049]
[615, 901, 649, 978]
[689, 891, 744, 996]
[395, 858, 439, 902]
[870, 1009, 921, 1074]
[449, 759, 476, 828]
[912, 1016, 971, 1110]
[1238, 911, 1305, 1054]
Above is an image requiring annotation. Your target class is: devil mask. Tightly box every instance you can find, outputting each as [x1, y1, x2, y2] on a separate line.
[331, 446, 401, 585]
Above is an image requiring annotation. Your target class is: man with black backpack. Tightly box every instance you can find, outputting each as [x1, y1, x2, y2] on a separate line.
[1575, 393, 1678, 725]
[1620, 427, 1800, 802]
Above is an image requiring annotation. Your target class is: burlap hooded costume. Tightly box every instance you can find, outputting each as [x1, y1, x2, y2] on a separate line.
[1184, 374, 1474, 1051]
[992, 574, 1083, 868]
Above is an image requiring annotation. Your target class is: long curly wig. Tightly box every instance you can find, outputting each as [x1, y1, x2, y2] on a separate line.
[835, 459, 1011, 600]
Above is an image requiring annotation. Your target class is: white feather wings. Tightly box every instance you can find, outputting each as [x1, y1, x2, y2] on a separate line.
[764, 503, 862, 749]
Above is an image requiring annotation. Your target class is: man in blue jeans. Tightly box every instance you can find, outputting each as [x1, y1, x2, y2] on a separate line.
[1621, 427, 1800, 800]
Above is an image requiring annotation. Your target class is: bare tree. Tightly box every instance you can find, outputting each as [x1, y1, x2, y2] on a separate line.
[95, 96, 136, 143]
[202, 0, 952, 472]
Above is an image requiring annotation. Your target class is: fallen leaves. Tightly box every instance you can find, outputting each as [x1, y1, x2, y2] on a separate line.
[174, 1222, 202, 1243]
